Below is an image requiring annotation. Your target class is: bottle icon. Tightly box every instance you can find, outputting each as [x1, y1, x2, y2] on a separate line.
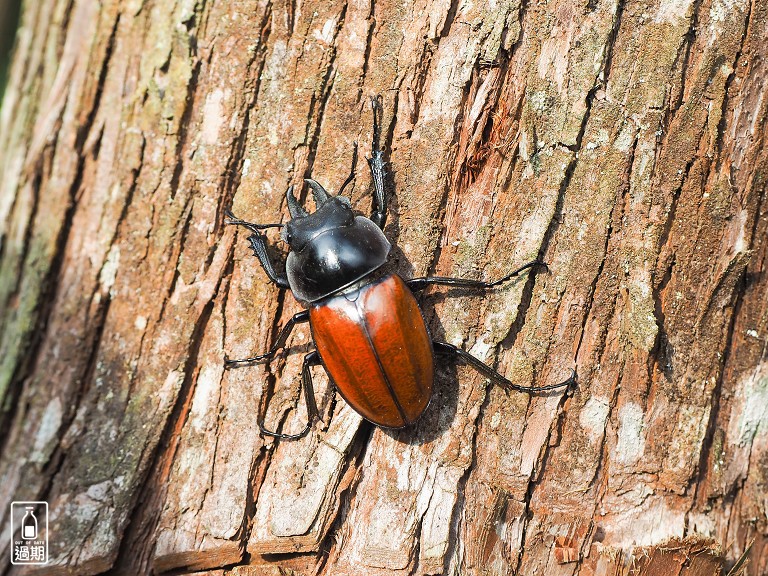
[21, 507, 37, 540]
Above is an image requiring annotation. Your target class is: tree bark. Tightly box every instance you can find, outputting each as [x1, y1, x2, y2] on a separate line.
[0, 0, 766, 575]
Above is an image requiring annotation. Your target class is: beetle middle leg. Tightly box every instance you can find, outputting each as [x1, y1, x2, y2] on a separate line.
[259, 350, 322, 440]
[225, 208, 290, 289]
[224, 310, 309, 368]
[432, 341, 576, 393]
[406, 261, 547, 292]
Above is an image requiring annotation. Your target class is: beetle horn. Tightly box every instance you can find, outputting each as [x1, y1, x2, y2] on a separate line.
[305, 179, 330, 207]
[286, 185, 308, 219]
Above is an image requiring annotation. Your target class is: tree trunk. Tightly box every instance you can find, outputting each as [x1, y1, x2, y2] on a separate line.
[0, 0, 766, 575]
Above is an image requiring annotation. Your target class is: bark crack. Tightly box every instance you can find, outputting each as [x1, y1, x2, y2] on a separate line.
[669, 0, 704, 118]
[110, 293, 220, 575]
[0, 0, 122, 447]
[168, 58, 202, 201]
[439, 411, 481, 575]
[713, 0, 753, 168]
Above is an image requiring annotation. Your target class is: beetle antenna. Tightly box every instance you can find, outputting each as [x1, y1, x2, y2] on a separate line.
[305, 178, 330, 207]
[337, 141, 359, 197]
[224, 208, 282, 230]
[286, 185, 308, 218]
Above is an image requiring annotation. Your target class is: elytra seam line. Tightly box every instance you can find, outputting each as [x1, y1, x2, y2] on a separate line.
[354, 296, 410, 425]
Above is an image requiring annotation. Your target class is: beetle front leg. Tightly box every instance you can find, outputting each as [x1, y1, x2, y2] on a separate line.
[259, 350, 322, 440]
[225, 208, 290, 289]
[407, 261, 547, 292]
[245, 233, 291, 289]
[433, 341, 577, 393]
[224, 310, 309, 368]
[368, 95, 387, 229]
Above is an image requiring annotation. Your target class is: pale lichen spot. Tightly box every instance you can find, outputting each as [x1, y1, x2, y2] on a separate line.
[395, 449, 413, 492]
[654, 0, 694, 23]
[99, 245, 120, 295]
[519, 130, 530, 161]
[728, 363, 768, 448]
[313, 17, 337, 45]
[538, 29, 571, 91]
[709, 0, 741, 25]
[517, 208, 549, 244]
[528, 91, 548, 113]
[448, 332, 464, 348]
[613, 123, 636, 152]
[576, 218, 589, 241]
[688, 512, 717, 537]
[158, 369, 185, 409]
[579, 396, 610, 443]
[615, 402, 645, 465]
[731, 207, 749, 254]
[201, 88, 227, 145]
[259, 179, 274, 197]
[608, 495, 685, 546]
[31, 397, 63, 462]
[86, 479, 112, 501]
[189, 364, 221, 432]
[626, 279, 658, 351]
[469, 338, 493, 363]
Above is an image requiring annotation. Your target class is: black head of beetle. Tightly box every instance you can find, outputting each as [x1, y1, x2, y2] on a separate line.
[281, 179, 391, 303]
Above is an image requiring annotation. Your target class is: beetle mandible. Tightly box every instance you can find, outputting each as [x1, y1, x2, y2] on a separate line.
[225, 96, 576, 440]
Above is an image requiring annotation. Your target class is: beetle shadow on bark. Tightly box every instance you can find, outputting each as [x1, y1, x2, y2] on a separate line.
[357, 159, 457, 445]
[379, 284, 462, 446]
[376, 262, 553, 446]
[363, 164, 461, 445]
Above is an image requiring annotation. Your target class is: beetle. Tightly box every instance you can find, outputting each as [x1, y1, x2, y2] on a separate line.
[225, 96, 576, 439]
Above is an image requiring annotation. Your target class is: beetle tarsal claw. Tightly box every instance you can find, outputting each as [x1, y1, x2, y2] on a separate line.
[305, 178, 330, 207]
[286, 184, 308, 218]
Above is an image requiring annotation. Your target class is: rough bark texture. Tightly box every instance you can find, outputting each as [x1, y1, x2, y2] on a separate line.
[0, 0, 766, 575]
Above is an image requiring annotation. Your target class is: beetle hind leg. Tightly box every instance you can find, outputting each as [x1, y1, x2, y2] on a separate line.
[407, 261, 547, 292]
[259, 350, 322, 440]
[432, 341, 576, 393]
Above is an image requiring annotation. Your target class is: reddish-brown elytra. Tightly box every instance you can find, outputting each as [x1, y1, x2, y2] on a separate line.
[224, 96, 576, 440]
[310, 274, 433, 428]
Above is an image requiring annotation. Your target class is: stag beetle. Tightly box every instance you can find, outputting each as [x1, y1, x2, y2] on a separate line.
[225, 96, 576, 439]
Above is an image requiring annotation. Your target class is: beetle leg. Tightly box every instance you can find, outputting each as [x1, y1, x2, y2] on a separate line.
[225, 310, 309, 367]
[407, 261, 547, 292]
[368, 95, 387, 229]
[432, 341, 577, 393]
[225, 208, 290, 289]
[259, 350, 322, 440]
[245, 234, 291, 289]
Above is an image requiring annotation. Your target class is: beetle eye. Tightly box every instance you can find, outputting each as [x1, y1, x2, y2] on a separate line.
[337, 196, 352, 208]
